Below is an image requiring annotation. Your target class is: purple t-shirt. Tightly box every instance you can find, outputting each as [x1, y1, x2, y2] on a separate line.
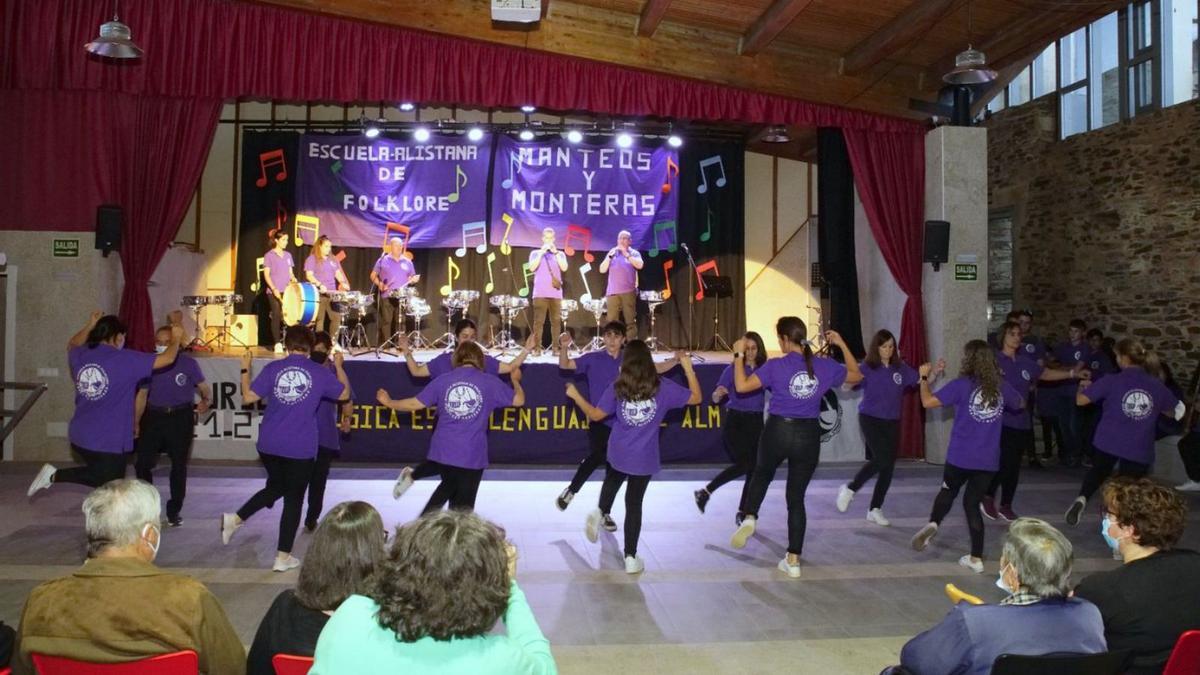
[417, 366, 514, 470]
[996, 351, 1043, 430]
[856, 362, 919, 420]
[528, 249, 566, 299]
[69, 345, 157, 454]
[303, 255, 341, 289]
[1084, 366, 1179, 463]
[576, 350, 623, 426]
[426, 352, 502, 379]
[717, 363, 766, 413]
[250, 355, 344, 459]
[754, 353, 847, 419]
[935, 376, 1024, 471]
[373, 254, 415, 291]
[1020, 335, 1047, 362]
[597, 379, 693, 476]
[605, 249, 641, 295]
[1087, 351, 1118, 381]
[263, 249, 294, 296]
[1044, 340, 1092, 400]
[141, 355, 205, 409]
[315, 360, 351, 452]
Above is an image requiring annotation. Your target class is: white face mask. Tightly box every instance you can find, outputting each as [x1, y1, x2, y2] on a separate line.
[995, 562, 1015, 594]
[155, 345, 168, 354]
[142, 523, 160, 559]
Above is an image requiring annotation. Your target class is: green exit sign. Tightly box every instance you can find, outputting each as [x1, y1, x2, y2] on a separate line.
[52, 239, 80, 258]
[954, 263, 977, 281]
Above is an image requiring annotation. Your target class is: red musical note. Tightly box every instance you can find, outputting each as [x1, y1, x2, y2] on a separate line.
[662, 260, 674, 300]
[334, 250, 347, 263]
[563, 224, 595, 263]
[275, 200, 288, 233]
[383, 222, 415, 261]
[694, 259, 720, 301]
[663, 156, 680, 194]
[255, 149, 288, 188]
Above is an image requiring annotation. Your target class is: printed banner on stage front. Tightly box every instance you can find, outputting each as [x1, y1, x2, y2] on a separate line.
[295, 133, 490, 249]
[490, 136, 680, 255]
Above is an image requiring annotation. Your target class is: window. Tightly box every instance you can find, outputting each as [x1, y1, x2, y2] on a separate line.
[1032, 43, 1058, 97]
[1061, 27, 1089, 85]
[1162, 0, 1198, 105]
[1090, 12, 1120, 128]
[987, 210, 1015, 336]
[1008, 66, 1032, 105]
[1125, 0, 1161, 116]
[1061, 86, 1089, 138]
[987, 94, 1007, 114]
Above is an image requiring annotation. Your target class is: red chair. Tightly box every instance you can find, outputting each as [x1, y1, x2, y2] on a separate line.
[1, 667, 11, 675]
[272, 654, 315, 675]
[1164, 630, 1200, 675]
[31, 650, 198, 674]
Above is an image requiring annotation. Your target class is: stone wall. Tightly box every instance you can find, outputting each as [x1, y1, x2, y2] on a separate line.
[986, 95, 1200, 376]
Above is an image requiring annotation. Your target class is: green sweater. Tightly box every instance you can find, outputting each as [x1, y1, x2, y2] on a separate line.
[310, 581, 557, 675]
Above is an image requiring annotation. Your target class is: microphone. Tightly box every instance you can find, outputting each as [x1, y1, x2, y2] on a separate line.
[680, 243, 690, 254]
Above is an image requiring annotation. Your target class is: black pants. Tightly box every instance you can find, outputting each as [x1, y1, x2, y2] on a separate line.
[847, 414, 899, 510]
[1079, 449, 1150, 500]
[267, 293, 284, 344]
[134, 408, 194, 520]
[743, 416, 821, 556]
[598, 465, 652, 557]
[987, 427, 1032, 506]
[377, 297, 402, 345]
[412, 460, 443, 480]
[705, 409, 763, 513]
[305, 447, 336, 528]
[929, 463, 993, 558]
[315, 296, 342, 338]
[55, 444, 128, 488]
[422, 465, 484, 513]
[567, 424, 612, 494]
[1078, 404, 1100, 459]
[236, 452, 315, 554]
[1180, 432, 1200, 481]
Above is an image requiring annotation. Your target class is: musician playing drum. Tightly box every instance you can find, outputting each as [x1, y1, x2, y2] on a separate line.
[263, 231, 297, 353]
[304, 235, 351, 342]
[370, 236, 420, 345]
[599, 229, 643, 340]
[529, 227, 569, 354]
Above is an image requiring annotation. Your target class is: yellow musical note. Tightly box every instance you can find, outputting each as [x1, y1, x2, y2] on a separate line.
[440, 258, 461, 296]
[447, 165, 468, 204]
[250, 257, 266, 293]
[294, 214, 320, 247]
[500, 213, 514, 256]
[484, 252, 497, 293]
[517, 262, 534, 298]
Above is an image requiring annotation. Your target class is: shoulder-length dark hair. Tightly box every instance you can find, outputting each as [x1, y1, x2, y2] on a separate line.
[86, 315, 126, 349]
[863, 329, 902, 369]
[614, 340, 659, 401]
[295, 501, 386, 612]
[776, 316, 814, 374]
[371, 510, 510, 642]
[452, 341, 485, 371]
[743, 331, 767, 368]
[960, 339, 1003, 408]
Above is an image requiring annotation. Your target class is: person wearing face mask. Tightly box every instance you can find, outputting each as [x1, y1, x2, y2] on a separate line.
[13, 479, 245, 674]
[1074, 477, 1200, 675]
[304, 332, 354, 532]
[28, 313, 184, 498]
[131, 325, 212, 528]
[897, 517, 1105, 675]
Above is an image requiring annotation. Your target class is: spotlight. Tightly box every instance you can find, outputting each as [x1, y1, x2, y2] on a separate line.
[399, 102, 416, 112]
[519, 128, 535, 141]
[413, 127, 431, 142]
[467, 127, 485, 142]
[667, 135, 683, 148]
[364, 122, 381, 139]
[615, 132, 633, 148]
[521, 105, 537, 113]
[566, 129, 583, 144]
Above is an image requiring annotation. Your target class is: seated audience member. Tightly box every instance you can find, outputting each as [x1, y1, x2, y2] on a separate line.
[311, 510, 557, 675]
[246, 501, 387, 675]
[14, 479, 244, 675]
[1074, 477, 1200, 674]
[899, 518, 1105, 675]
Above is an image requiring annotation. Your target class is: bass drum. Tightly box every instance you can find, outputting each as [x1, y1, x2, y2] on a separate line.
[282, 282, 320, 326]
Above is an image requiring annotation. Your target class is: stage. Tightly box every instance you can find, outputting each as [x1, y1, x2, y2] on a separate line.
[185, 348, 872, 464]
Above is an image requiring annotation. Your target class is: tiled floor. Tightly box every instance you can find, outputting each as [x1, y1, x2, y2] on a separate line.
[3, 460, 1198, 674]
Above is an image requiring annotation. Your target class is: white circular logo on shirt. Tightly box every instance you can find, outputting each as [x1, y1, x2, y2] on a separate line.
[819, 391, 843, 442]
[1121, 389, 1154, 421]
[1021, 369, 1032, 381]
[620, 398, 659, 427]
[892, 372, 904, 385]
[1090, 360, 1101, 370]
[1073, 350, 1082, 362]
[76, 365, 109, 401]
[273, 367, 313, 404]
[174, 373, 189, 387]
[1025, 344, 1035, 353]
[445, 382, 483, 420]
[968, 387, 1003, 423]
[788, 372, 819, 399]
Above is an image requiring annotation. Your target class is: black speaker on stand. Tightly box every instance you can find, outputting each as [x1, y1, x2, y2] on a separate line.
[95, 205, 123, 257]
[923, 220, 950, 271]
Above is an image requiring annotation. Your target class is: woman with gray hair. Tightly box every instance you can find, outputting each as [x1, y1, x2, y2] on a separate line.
[897, 517, 1107, 675]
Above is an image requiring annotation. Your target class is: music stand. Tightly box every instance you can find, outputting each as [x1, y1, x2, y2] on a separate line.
[702, 275, 734, 352]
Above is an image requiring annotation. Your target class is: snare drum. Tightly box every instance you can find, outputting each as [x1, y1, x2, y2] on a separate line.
[387, 287, 418, 301]
[445, 290, 480, 308]
[282, 282, 320, 326]
[181, 296, 209, 308]
[560, 299, 579, 313]
[582, 298, 608, 316]
[638, 290, 666, 304]
[207, 294, 242, 305]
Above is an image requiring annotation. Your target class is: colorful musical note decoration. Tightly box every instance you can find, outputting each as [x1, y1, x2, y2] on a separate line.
[255, 149, 287, 188]
[517, 262, 534, 298]
[663, 156, 680, 194]
[696, 155, 727, 194]
[563, 224, 595, 263]
[648, 221, 678, 258]
[454, 221, 488, 258]
[447, 165, 468, 204]
[440, 258, 461, 297]
[382, 222, 415, 261]
[661, 260, 674, 300]
[250, 257, 266, 293]
[294, 214, 320, 246]
[500, 152, 522, 190]
[483, 252, 497, 293]
[499, 213, 515, 256]
[694, 259, 720, 301]
[578, 262, 594, 305]
[700, 207, 716, 243]
[275, 200, 288, 234]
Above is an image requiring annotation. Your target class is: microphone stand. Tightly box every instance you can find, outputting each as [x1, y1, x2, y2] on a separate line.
[680, 244, 707, 362]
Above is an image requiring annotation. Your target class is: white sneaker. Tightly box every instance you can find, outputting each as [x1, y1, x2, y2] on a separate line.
[866, 509, 891, 527]
[730, 515, 756, 549]
[836, 484, 854, 513]
[958, 555, 984, 574]
[221, 513, 241, 545]
[624, 555, 645, 575]
[1065, 496, 1087, 526]
[272, 555, 301, 572]
[392, 466, 414, 499]
[911, 522, 938, 551]
[778, 557, 801, 578]
[585, 509, 602, 543]
[1176, 480, 1200, 493]
[27, 463, 56, 497]
[273, 343, 284, 354]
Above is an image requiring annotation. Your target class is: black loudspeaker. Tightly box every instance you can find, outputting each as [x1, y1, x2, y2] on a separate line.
[95, 205, 122, 256]
[924, 220, 950, 271]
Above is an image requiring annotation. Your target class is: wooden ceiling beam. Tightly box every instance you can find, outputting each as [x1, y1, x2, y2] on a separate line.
[739, 0, 817, 57]
[841, 0, 957, 76]
[636, 0, 672, 37]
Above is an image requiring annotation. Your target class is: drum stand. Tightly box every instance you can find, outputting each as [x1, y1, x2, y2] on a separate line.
[559, 305, 582, 356]
[432, 303, 464, 349]
[406, 307, 433, 350]
[376, 298, 409, 353]
[582, 305, 607, 352]
[644, 300, 669, 352]
[493, 308, 524, 352]
[185, 304, 209, 351]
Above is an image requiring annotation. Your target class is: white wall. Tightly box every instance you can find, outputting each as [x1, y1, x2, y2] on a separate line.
[854, 186, 907, 344]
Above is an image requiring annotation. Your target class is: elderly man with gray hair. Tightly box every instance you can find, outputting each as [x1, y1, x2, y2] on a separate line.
[13, 479, 245, 675]
[897, 517, 1106, 675]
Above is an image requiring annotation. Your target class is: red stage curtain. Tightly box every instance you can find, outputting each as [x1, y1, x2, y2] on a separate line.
[844, 129, 928, 460]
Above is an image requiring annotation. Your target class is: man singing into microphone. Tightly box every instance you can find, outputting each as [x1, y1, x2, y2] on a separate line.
[599, 229, 643, 340]
[528, 227, 569, 354]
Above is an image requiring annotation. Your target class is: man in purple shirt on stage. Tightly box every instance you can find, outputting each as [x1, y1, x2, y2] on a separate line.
[262, 230, 297, 353]
[528, 227, 569, 353]
[370, 237, 421, 345]
[599, 230, 643, 340]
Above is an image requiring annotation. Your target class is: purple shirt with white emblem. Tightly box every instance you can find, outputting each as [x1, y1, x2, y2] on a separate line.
[1020, 335, 1047, 362]
[934, 376, 1024, 471]
[263, 249, 294, 297]
[250, 355, 344, 460]
[754, 353, 847, 419]
[717, 363, 766, 413]
[427, 352, 502, 379]
[69, 345, 157, 454]
[996, 351, 1043, 430]
[856, 362, 919, 420]
[605, 249, 641, 295]
[141, 354, 205, 409]
[304, 254, 342, 289]
[417, 366, 514, 470]
[1083, 366, 1179, 463]
[372, 254, 415, 292]
[597, 379, 693, 476]
[528, 249, 566, 299]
